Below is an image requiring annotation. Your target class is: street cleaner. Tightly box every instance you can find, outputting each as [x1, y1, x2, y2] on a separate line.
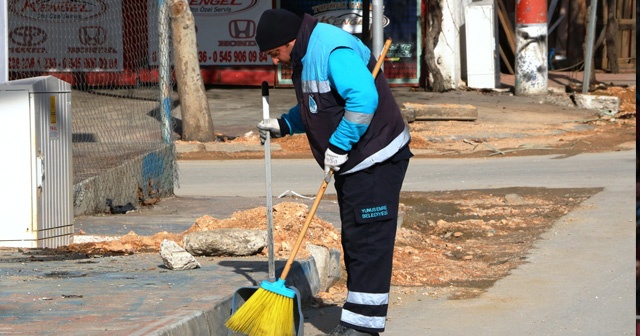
[255, 8, 412, 336]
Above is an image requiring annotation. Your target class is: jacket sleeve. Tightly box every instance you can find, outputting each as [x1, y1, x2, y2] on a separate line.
[326, 47, 378, 153]
[279, 104, 305, 135]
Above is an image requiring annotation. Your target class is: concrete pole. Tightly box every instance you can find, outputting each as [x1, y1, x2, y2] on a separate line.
[0, 0, 8, 83]
[372, 0, 384, 70]
[515, 0, 548, 96]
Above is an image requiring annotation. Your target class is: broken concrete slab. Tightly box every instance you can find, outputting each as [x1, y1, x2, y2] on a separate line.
[306, 244, 341, 292]
[183, 228, 266, 256]
[160, 239, 201, 270]
[571, 93, 621, 115]
[401, 107, 416, 123]
[402, 102, 478, 121]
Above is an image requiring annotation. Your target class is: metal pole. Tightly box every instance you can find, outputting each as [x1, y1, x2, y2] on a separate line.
[372, 0, 384, 71]
[547, 0, 559, 20]
[362, 0, 370, 46]
[261, 82, 275, 282]
[158, 0, 172, 144]
[582, 0, 598, 94]
[515, 0, 548, 96]
[0, 0, 8, 83]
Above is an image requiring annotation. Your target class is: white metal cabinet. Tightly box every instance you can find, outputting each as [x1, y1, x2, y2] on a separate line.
[0, 76, 73, 248]
[464, 0, 500, 89]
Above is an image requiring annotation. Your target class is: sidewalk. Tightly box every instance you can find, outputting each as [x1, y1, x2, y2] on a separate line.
[0, 71, 635, 335]
[175, 71, 636, 141]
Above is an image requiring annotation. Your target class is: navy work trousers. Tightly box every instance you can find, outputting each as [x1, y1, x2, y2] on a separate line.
[333, 146, 411, 333]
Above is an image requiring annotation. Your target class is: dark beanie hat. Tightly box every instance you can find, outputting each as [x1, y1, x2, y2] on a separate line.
[256, 9, 302, 52]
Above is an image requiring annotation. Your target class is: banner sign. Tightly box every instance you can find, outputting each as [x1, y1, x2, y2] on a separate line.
[149, 0, 273, 66]
[7, 0, 124, 72]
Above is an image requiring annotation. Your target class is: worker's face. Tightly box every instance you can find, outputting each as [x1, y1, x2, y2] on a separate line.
[265, 41, 294, 65]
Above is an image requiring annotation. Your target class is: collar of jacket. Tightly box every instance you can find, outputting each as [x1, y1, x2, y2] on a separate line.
[290, 13, 318, 71]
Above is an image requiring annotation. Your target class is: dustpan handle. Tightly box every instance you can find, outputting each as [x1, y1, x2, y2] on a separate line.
[280, 173, 330, 280]
[262, 81, 276, 282]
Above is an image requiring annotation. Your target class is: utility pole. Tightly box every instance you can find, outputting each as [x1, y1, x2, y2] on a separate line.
[515, 0, 548, 96]
[372, 0, 384, 70]
[1, 0, 8, 83]
[582, 0, 598, 94]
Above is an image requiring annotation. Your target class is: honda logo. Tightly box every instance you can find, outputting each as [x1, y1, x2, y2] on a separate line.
[10, 26, 47, 47]
[228, 20, 255, 39]
[79, 26, 107, 46]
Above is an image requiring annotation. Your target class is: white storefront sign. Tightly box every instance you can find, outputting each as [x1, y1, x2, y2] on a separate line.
[8, 0, 123, 72]
[149, 0, 273, 66]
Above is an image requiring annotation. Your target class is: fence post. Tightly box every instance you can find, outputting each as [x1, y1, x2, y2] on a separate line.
[515, 0, 548, 96]
[158, 0, 173, 144]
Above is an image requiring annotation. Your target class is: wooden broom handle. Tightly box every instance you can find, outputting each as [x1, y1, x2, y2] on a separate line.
[372, 39, 392, 78]
[279, 174, 331, 279]
[280, 38, 393, 280]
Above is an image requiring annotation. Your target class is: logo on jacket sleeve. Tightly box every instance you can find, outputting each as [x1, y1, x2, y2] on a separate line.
[309, 95, 318, 114]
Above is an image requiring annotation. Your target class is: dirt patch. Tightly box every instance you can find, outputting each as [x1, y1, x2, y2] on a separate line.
[64, 186, 601, 305]
[313, 187, 600, 305]
[395, 188, 600, 292]
[67, 202, 341, 259]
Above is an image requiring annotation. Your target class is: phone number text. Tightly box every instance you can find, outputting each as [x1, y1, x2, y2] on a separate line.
[152, 50, 269, 64]
[9, 57, 120, 70]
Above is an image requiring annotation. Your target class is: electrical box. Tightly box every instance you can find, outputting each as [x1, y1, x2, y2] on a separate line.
[465, 0, 500, 89]
[0, 76, 73, 248]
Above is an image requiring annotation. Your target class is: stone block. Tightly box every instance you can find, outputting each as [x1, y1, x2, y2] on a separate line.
[403, 103, 478, 121]
[572, 93, 620, 115]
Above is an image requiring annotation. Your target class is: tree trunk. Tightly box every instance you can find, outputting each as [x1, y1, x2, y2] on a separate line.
[424, 0, 445, 92]
[169, 0, 215, 142]
[567, 0, 586, 64]
[605, 0, 619, 72]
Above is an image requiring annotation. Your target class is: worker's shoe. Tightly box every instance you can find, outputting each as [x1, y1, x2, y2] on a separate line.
[327, 324, 380, 336]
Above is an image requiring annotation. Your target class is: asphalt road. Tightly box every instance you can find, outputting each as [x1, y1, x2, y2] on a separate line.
[175, 151, 633, 196]
[175, 149, 636, 335]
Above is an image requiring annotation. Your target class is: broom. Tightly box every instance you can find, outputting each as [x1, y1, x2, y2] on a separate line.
[225, 38, 392, 336]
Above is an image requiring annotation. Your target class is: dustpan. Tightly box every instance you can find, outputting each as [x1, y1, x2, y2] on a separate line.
[228, 284, 304, 336]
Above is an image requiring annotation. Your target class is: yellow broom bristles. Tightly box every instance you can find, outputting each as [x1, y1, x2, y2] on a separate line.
[225, 287, 295, 336]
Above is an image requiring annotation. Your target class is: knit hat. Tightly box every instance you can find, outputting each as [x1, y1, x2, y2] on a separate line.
[256, 9, 302, 52]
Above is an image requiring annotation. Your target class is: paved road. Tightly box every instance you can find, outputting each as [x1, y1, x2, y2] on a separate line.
[175, 149, 636, 335]
[175, 151, 633, 196]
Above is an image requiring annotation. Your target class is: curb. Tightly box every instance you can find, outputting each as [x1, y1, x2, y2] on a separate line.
[69, 236, 339, 335]
[176, 142, 282, 154]
[147, 257, 325, 336]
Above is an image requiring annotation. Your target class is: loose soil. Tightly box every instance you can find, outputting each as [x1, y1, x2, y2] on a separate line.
[62, 86, 635, 306]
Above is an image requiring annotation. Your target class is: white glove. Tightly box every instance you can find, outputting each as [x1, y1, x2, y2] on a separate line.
[257, 118, 282, 144]
[324, 148, 348, 182]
